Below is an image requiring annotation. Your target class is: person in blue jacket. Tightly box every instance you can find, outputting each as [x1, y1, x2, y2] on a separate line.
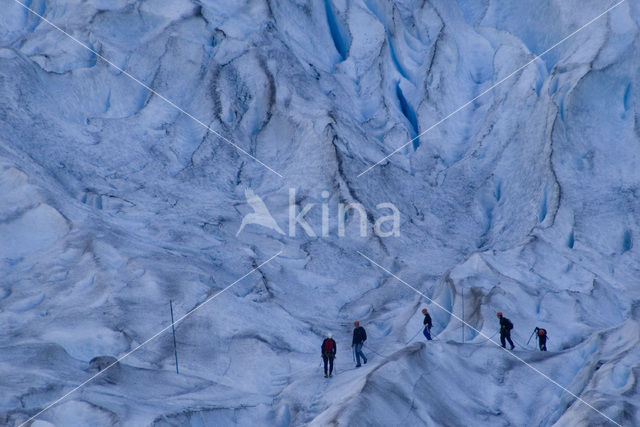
[422, 308, 432, 340]
[352, 321, 367, 367]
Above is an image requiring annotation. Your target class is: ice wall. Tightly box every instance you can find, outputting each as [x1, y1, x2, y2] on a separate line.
[1, 0, 639, 425]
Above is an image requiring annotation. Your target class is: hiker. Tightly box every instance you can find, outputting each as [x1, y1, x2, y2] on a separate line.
[497, 312, 515, 350]
[534, 327, 547, 351]
[422, 308, 432, 340]
[321, 333, 337, 377]
[352, 321, 367, 367]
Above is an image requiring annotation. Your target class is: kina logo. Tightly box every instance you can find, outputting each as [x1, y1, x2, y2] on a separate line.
[236, 188, 401, 238]
[236, 189, 285, 236]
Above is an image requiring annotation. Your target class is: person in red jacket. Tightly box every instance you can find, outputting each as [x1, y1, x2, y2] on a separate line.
[534, 327, 548, 351]
[321, 333, 337, 377]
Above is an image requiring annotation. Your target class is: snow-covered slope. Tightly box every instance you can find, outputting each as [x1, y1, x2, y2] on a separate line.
[1, 0, 639, 425]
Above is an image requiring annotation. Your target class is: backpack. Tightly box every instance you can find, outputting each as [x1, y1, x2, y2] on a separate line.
[323, 339, 335, 353]
[504, 318, 513, 330]
[538, 328, 546, 337]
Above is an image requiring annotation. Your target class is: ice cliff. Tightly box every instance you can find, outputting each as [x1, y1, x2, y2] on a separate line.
[1, 0, 639, 425]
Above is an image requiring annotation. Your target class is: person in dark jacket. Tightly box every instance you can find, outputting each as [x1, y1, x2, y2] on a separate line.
[422, 308, 432, 340]
[352, 321, 367, 367]
[497, 312, 515, 350]
[321, 333, 337, 377]
[534, 327, 547, 351]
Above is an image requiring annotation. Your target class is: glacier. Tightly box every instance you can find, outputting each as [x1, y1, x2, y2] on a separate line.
[1, 0, 639, 425]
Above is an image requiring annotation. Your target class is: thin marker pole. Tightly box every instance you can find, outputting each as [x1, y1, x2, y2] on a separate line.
[461, 287, 464, 343]
[170, 300, 179, 374]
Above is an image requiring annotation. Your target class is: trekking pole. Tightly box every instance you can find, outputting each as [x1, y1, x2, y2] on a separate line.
[169, 300, 179, 374]
[527, 329, 536, 346]
[461, 287, 464, 344]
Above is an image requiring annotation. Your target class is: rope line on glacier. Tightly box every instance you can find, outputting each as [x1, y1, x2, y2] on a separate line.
[358, 0, 627, 177]
[11, 0, 284, 178]
[406, 327, 425, 344]
[357, 251, 622, 427]
[18, 251, 282, 427]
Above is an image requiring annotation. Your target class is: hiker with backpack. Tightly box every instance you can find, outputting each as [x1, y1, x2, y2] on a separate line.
[321, 333, 337, 377]
[534, 327, 548, 351]
[422, 308, 432, 341]
[497, 312, 515, 350]
[352, 321, 367, 367]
